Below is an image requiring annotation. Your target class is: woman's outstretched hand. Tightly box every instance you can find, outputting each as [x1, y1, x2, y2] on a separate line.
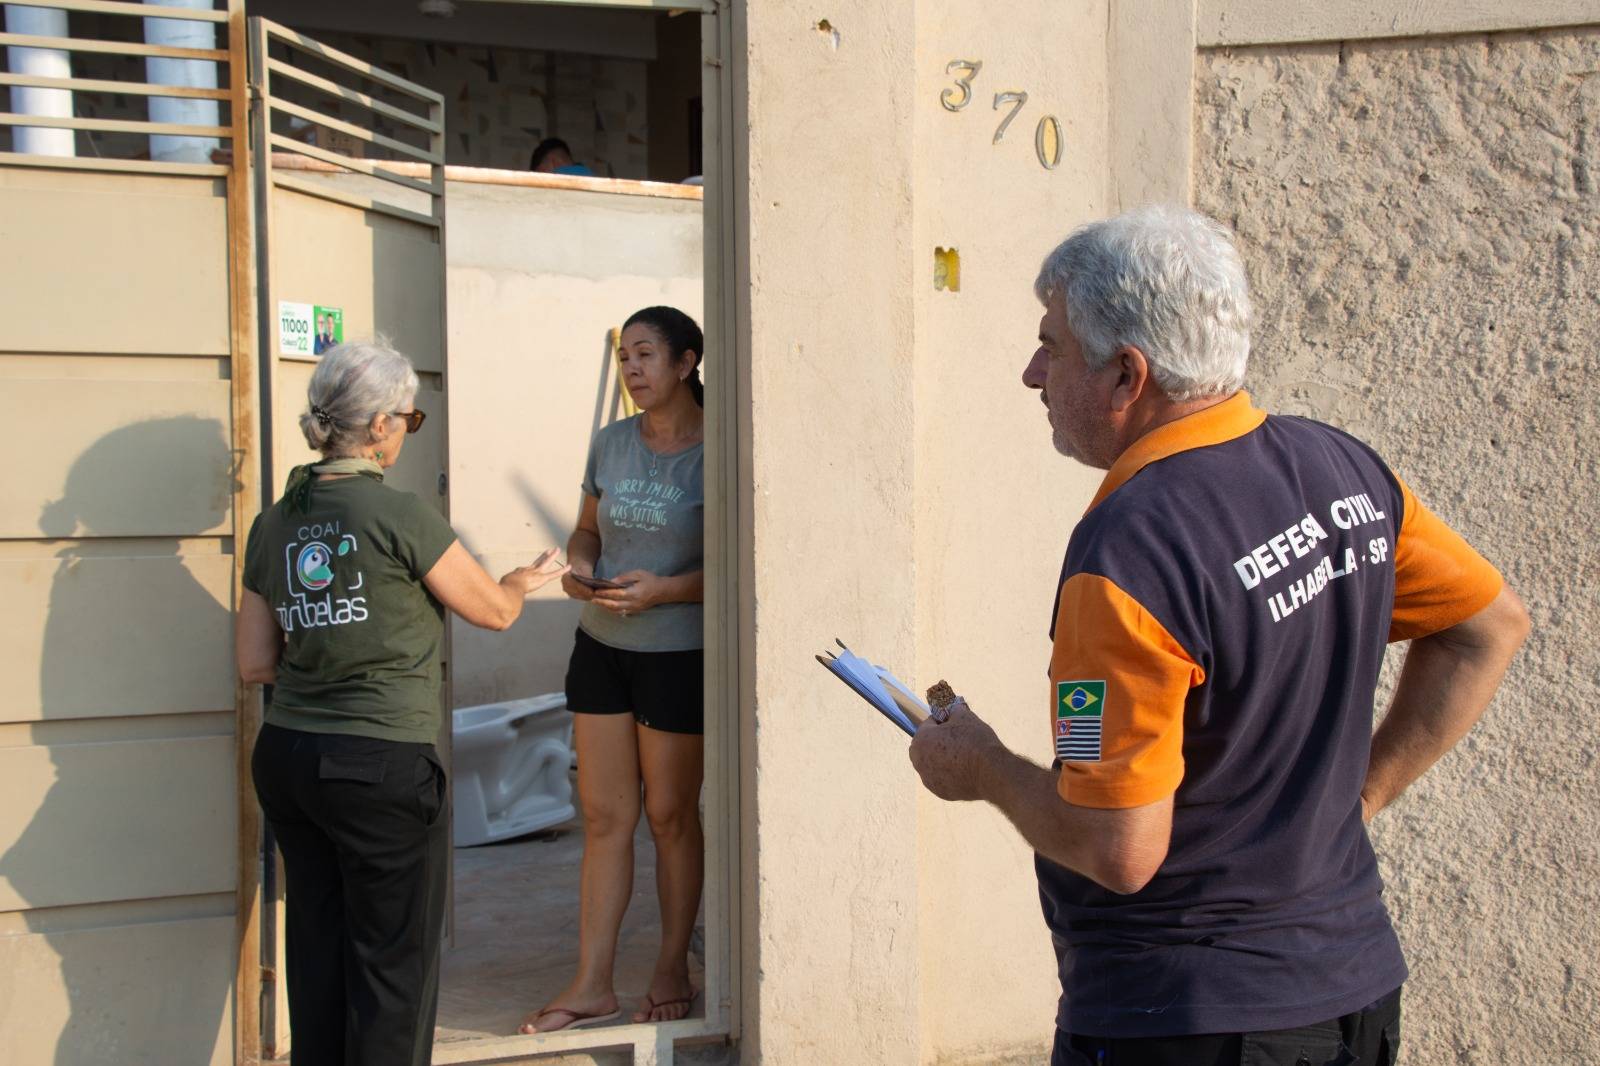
[500, 547, 569, 596]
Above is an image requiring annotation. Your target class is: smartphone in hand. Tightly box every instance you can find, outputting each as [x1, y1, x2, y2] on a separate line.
[571, 573, 630, 591]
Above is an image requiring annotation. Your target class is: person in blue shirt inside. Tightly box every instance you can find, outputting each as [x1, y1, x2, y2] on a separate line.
[530, 136, 594, 177]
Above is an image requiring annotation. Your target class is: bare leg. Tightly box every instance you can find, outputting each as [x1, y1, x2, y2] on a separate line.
[520, 713, 639, 1033]
[633, 723, 704, 1023]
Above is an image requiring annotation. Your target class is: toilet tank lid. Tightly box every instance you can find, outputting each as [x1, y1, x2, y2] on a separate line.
[453, 692, 568, 723]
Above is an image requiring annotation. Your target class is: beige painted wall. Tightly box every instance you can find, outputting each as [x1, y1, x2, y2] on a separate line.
[739, 3, 922, 1062]
[0, 167, 239, 1066]
[736, 3, 1108, 1063]
[1195, 26, 1600, 1063]
[445, 179, 703, 709]
[910, 4, 1109, 1063]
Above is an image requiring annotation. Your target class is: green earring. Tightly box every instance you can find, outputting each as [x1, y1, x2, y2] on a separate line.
[376, 450, 384, 460]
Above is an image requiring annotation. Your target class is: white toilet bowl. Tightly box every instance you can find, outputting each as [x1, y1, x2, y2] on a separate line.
[451, 693, 575, 847]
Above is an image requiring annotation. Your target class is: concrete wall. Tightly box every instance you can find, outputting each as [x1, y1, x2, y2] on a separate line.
[910, 5, 1109, 1063]
[1194, 26, 1600, 1063]
[739, 5, 922, 1062]
[445, 177, 703, 710]
[736, 3, 1108, 1062]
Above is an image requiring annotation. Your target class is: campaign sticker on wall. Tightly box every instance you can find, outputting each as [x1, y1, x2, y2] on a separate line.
[278, 300, 314, 356]
[313, 306, 344, 355]
[278, 302, 345, 357]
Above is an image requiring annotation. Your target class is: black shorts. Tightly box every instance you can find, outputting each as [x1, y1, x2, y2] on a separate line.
[563, 627, 704, 735]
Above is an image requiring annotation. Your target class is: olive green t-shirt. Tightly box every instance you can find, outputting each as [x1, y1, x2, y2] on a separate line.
[242, 473, 457, 743]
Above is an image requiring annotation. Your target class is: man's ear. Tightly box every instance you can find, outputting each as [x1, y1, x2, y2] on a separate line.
[1109, 346, 1152, 413]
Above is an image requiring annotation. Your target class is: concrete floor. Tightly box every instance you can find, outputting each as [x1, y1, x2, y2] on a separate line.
[435, 808, 704, 1047]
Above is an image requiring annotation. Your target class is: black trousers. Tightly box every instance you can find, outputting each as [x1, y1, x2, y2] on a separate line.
[252, 723, 449, 1066]
[1053, 988, 1401, 1066]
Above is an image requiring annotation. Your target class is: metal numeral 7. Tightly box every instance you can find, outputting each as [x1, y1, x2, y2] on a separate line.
[992, 91, 1029, 144]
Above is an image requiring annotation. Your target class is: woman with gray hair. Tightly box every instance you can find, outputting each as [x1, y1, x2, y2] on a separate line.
[236, 339, 567, 1066]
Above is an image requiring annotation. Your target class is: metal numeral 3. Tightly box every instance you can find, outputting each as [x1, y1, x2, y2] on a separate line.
[941, 59, 983, 112]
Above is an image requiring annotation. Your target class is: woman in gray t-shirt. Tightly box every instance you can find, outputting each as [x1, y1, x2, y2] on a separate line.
[521, 307, 707, 1034]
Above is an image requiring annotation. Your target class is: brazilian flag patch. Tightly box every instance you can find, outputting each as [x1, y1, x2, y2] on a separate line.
[1055, 680, 1105, 762]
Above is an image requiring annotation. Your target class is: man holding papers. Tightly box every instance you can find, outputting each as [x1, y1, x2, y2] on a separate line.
[908, 206, 1529, 1066]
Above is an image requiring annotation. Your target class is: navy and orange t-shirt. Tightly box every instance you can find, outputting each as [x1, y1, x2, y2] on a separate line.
[1038, 392, 1501, 1038]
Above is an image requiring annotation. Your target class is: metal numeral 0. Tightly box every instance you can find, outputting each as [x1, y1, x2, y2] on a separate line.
[1036, 114, 1063, 170]
[941, 59, 982, 112]
[992, 91, 1028, 144]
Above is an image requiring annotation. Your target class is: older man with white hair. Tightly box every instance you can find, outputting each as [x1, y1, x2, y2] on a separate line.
[909, 205, 1529, 1066]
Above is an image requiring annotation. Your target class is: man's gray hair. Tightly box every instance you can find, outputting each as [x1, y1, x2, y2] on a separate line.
[298, 338, 419, 456]
[1034, 205, 1253, 401]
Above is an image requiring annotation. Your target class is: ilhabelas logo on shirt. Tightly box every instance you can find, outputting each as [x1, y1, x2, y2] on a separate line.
[278, 525, 368, 633]
[1055, 680, 1105, 762]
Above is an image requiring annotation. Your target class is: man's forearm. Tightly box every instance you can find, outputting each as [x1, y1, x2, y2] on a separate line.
[978, 746, 1169, 895]
[1363, 586, 1530, 818]
[979, 747, 1076, 866]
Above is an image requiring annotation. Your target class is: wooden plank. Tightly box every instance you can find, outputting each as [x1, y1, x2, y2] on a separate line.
[273, 170, 441, 228]
[0, 914, 234, 1066]
[0, 71, 230, 100]
[0, 735, 236, 910]
[0, 380, 234, 538]
[0, 150, 226, 177]
[0, 113, 231, 138]
[226, 4, 263, 1061]
[268, 132, 437, 196]
[4, 0, 228, 22]
[257, 17, 444, 105]
[266, 57, 440, 134]
[267, 96, 438, 164]
[0, 172, 230, 354]
[0, 554, 235, 723]
[1198, 0, 1600, 45]
[0, 31, 227, 62]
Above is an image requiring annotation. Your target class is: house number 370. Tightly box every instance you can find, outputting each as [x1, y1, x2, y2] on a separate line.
[941, 59, 1063, 170]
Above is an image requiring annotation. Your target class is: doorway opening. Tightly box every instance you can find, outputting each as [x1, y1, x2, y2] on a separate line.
[240, 1, 735, 1062]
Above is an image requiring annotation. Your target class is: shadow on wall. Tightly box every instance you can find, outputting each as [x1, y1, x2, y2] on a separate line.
[0, 416, 237, 1065]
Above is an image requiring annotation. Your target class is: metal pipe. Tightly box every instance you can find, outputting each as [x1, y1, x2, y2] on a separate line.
[143, 0, 219, 163]
[4, 5, 75, 157]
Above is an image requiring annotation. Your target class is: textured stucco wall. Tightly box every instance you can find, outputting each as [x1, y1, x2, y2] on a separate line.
[1195, 27, 1599, 1064]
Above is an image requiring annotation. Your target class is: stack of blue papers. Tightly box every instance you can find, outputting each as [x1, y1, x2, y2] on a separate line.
[816, 640, 930, 737]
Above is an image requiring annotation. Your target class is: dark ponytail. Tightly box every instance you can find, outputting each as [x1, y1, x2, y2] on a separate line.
[624, 305, 704, 408]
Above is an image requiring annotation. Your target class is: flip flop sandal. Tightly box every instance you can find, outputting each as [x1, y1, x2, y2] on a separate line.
[518, 1005, 622, 1034]
[636, 991, 698, 1022]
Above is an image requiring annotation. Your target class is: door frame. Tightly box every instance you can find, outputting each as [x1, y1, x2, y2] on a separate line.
[429, 1, 744, 1062]
[235, 1, 743, 1062]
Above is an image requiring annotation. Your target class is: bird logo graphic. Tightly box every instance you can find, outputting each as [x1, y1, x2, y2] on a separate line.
[296, 542, 335, 591]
